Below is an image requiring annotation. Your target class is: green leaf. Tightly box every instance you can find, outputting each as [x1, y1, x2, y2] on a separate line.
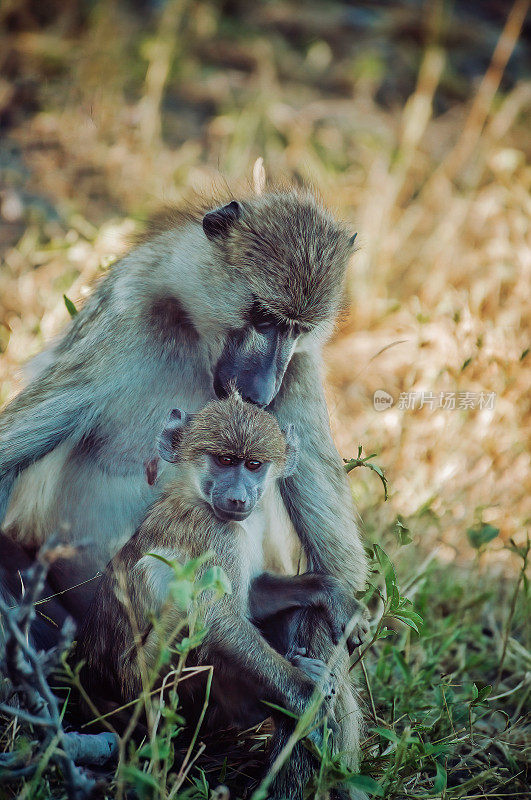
[394, 517, 413, 546]
[137, 740, 171, 760]
[181, 550, 215, 577]
[477, 685, 492, 703]
[466, 524, 499, 549]
[173, 628, 207, 654]
[192, 768, 209, 796]
[158, 644, 172, 665]
[432, 761, 447, 793]
[218, 757, 228, 783]
[344, 449, 388, 500]
[424, 742, 450, 758]
[121, 765, 159, 796]
[161, 706, 185, 725]
[196, 565, 232, 597]
[470, 683, 492, 706]
[393, 606, 423, 627]
[168, 579, 193, 611]
[147, 551, 178, 569]
[345, 774, 384, 796]
[302, 736, 324, 760]
[63, 294, 78, 317]
[393, 611, 421, 634]
[371, 726, 399, 743]
[390, 583, 400, 610]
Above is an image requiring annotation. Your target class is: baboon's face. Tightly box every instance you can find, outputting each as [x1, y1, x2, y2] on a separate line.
[197, 452, 273, 521]
[201, 195, 350, 406]
[213, 301, 305, 407]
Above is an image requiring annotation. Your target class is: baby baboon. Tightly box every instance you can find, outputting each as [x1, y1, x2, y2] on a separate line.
[76, 393, 365, 799]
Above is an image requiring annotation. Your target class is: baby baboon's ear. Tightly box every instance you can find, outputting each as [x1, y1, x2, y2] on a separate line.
[282, 424, 299, 477]
[202, 201, 241, 241]
[157, 409, 191, 463]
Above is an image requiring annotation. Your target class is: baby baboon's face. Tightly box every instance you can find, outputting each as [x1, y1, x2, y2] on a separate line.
[157, 394, 295, 521]
[197, 452, 273, 522]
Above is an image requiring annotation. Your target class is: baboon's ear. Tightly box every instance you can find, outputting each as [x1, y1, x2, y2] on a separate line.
[202, 201, 241, 241]
[282, 424, 299, 477]
[158, 409, 191, 463]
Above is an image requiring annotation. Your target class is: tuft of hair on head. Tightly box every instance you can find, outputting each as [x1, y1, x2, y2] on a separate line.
[179, 391, 287, 468]
[253, 157, 266, 195]
[222, 187, 353, 328]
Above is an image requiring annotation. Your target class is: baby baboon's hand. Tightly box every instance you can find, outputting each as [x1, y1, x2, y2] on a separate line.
[290, 648, 336, 701]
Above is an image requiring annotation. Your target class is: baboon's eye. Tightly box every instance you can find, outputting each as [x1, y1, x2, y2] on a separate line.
[245, 459, 262, 471]
[249, 301, 279, 332]
[255, 319, 275, 332]
[216, 454, 236, 467]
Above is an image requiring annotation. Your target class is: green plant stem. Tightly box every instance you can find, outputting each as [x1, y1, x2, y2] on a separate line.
[361, 659, 378, 724]
[169, 667, 213, 798]
[494, 553, 527, 690]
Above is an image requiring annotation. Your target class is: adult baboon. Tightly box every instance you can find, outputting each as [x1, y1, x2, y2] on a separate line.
[0, 188, 367, 645]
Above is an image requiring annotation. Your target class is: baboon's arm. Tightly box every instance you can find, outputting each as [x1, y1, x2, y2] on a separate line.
[249, 571, 370, 654]
[0, 378, 93, 521]
[272, 351, 367, 593]
[98, 578, 318, 712]
[202, 597, 318, 714]
[248, 572, 332, 621]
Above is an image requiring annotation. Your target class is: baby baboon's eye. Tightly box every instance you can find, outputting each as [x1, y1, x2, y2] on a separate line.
[245, 459, 262, 471]
[216, 454, 235, 467]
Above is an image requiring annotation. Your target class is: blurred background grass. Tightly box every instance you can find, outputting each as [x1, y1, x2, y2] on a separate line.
[0, 0, 529, 570]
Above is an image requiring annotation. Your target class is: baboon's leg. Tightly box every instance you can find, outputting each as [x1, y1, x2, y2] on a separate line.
[256, 600, 363, 800]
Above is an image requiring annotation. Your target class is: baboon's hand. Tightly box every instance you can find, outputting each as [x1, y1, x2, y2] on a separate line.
[314, 575, 370, 654]
[306, 712, 340, 749]
[290, 648, 336, 701]
[344, 605, 370, 655]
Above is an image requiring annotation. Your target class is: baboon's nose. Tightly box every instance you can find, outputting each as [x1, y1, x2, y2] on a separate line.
[241, 394, 266, 408]
[227, 497, 246, 511]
